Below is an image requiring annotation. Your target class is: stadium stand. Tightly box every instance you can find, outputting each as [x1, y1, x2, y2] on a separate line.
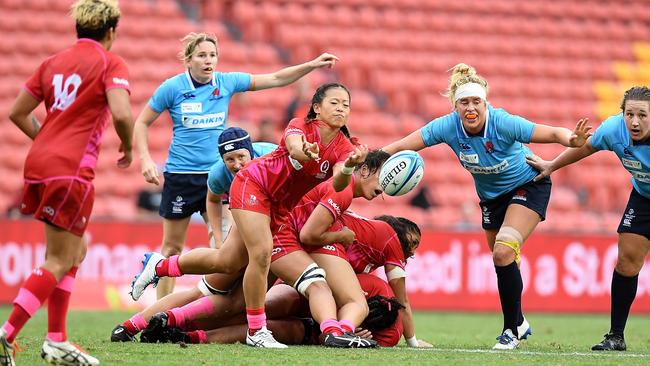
[1, 0, 649, 233]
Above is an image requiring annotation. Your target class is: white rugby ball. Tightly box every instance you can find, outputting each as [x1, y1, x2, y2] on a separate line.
[379, 150, 425, 196]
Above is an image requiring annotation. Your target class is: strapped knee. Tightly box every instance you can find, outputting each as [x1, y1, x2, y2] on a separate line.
[294, 263, 327, 297]
[495, 226, 524, 264]
[197, 275, 230, 297]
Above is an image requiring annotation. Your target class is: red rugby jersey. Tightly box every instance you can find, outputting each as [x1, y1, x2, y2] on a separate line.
[23, 38, 130, 180]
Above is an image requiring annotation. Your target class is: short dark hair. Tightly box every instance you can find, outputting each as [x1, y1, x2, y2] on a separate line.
[357, 149, 390, 176]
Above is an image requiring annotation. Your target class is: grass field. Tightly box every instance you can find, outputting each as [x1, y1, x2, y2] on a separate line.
[2, 307, 650, 366]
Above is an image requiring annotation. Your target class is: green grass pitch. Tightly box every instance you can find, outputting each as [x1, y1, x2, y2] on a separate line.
[2, 308, 650, 365]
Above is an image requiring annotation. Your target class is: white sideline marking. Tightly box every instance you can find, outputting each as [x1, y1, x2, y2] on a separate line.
[398, 347, 650, 358]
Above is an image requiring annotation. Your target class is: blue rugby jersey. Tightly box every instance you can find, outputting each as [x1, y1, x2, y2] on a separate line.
[421, 105, 537, 200]
[149, 70, 251, 173]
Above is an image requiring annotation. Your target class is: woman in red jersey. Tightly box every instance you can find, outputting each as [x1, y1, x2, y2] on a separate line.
[2, 1, 132, 365]
[269, 150, 388, 347]
[130, 83, 368, 348]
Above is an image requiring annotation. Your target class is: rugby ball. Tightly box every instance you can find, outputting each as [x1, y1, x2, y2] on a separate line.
[379, 150, 424, 196]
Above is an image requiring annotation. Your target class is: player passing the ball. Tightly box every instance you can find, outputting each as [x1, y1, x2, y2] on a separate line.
[1, 1, 133, 365]
[527, 86, 650, 352]
[382, 63, 592, 350]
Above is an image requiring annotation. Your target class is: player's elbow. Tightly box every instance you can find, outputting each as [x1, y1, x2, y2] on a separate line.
[299, 230, 320, 246]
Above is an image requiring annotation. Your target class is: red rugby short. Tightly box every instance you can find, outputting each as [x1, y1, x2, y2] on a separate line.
[21, 177, 94, 236]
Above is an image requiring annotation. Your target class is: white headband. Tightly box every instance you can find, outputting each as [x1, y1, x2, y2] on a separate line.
[454, 82, 487, 102]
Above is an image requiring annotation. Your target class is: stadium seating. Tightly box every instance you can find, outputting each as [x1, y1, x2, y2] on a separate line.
[1, 0, 649, 233]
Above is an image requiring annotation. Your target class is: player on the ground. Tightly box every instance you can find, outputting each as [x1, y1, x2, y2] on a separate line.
[382, 63, 592, 350]
[130, 83, 368, 348]
[134, 30, 340, 299]
[527, 86, 650, 352]
[143, 274, 404, 347]
[1, 1, 132, 365]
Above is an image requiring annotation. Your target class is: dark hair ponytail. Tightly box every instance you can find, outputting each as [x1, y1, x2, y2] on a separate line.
[362, 295, 405, 332]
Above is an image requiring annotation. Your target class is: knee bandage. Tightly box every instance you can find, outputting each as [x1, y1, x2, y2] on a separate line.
[495, 226, 524, 264]
[197, 275, 231, 297]
[294, 263, 327, 297]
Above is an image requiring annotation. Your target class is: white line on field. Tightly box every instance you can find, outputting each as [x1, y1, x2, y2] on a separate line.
[396, 347, 650, 358]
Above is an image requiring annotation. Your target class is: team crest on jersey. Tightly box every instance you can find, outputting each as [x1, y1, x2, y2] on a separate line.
[484, 140, 494, 153]
[248, 194, 258, 206]
[315, 160, 330, 179]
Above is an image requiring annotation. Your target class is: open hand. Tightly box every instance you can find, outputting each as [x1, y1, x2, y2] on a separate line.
[343, 144, 369, 168]
[301, 135, 320, 160]
[568, 118, 593, 148]
[525, 154, 553, 182]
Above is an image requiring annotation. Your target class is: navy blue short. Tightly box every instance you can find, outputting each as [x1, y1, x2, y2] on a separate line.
[479, 177, 552, 230]
[617, 188, 650, 241]
[159, 172, 208, 219]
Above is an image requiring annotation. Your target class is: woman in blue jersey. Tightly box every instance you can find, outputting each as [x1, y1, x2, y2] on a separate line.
[382, 63, 592, 350]
[133, 32, 338, 299]
[528, 86, 650, 352]
[206, 127, 276, 248]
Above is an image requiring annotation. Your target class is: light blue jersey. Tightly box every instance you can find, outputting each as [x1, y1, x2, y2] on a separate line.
[421, 105, 538, 200]
[207, 142, 278, 196]
[590, 114, 650, 198]
[149, 70, 251, 173]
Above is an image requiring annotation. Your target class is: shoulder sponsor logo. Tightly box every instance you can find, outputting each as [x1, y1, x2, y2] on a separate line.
[43, 206, 55, 216]
[323, 245, 337, 252]
[464, 160, 509, 174]
[622, 158, 642, 170]
[112, 77, 129, 86]
[181, 112, 225, 128]
[181, 102, 202, 113]
[459, 152, 479, 164]
[327, 198, 341, 215]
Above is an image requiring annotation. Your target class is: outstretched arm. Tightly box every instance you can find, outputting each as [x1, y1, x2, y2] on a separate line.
[526, 138, 598, 182]
[251, 53, 339, 90]
[530, 118, 592, 147]
[332, 144, 368, 192]
[382, 129, 426, 155]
